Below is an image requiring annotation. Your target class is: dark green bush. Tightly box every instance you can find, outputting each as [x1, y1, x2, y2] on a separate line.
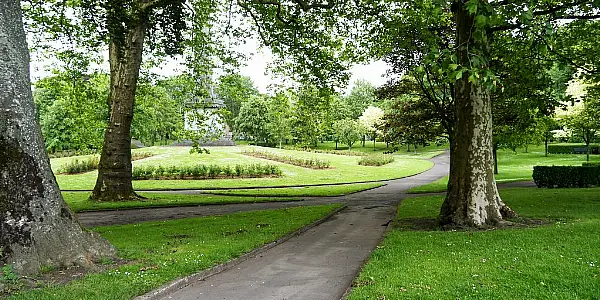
[358, 154, 395, 166]
[582, 162, 600, 166]
[132, 163, 282, 180]
[547, 145, 599, 154]
[533, 166, 600, 188]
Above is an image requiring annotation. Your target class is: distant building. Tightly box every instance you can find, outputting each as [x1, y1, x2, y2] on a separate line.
[175, 86, 235, 146]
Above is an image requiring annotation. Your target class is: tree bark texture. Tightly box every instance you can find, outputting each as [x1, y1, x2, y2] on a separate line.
[440, 0, 515, 227]
[92, 17, 148, 201]
[0, 0, 114, 275]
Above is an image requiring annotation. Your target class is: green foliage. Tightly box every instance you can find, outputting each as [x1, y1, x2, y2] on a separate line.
[131, 77, 186, 146]
[547, 144, 599, 154]
[358, 154, 395, 166]
[344, 80, 377, 120]
[266, 92, 293, 148]
[532, 166, 600, 188]
[57, 152, 152, 174]
[242, 149, 331, 169]
[34, 72, 109, 153]
[57, 157, 100, 174]
[131, 163, 282, 180]
[235, 95, 270, 144]
[283, 146, 369, 157]
[216, 74, 259, 129]
[0, 264, 20, 294]
[291, 86, 330, 148]
[332, 119, 363, 150]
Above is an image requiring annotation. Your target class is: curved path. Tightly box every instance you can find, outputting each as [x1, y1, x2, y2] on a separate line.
[77, 154, 449, 228]
[72, 153, 442, 300]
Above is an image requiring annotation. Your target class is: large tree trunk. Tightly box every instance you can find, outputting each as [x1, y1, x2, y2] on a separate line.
[440, 0, 515, 228]
[92, 19, 148, 201]
[0, 0, 114, 275]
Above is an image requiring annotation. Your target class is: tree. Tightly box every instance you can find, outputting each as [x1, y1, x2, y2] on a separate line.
[344, 80, 377, 119]
[235, 95, 270, 144]
[131, 77, 185, 146]
[216, 74, 259, 129]
[566, 89, 600, 162]
[34, 72, 109, 153]
[266, 92, 292, 149]
[0, 0, 114, 275]
[358, 105, 385, 150]
[332, 119, 362, 150]
[291, 86, 329, 148]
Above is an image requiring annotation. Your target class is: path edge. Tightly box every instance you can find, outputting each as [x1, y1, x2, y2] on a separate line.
[339, 206, 398, 300]
[134, 204, 348, 300]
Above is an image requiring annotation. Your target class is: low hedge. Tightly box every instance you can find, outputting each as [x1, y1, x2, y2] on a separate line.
[582, 162, 600, 166]
[547, 144, 599, 154]
[132, 163, 282, 180]
[358, 154, 395, 166]
[532, 165, 600, 188]
[242, 150, 331, 169]
[57, 152, 153, 174]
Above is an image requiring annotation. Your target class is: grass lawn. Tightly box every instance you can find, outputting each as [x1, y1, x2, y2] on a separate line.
[62, 192, 299, 213]
[203, 182, 384, 197]
[8, 205, 341, 300]
[408, 144, 600, 193]
[347, 188, 600, 299]
[53, 146, 433, 190]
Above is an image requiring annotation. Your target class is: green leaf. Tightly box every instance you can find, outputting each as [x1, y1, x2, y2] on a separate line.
[449, 64, 459, 71]
[455, 70, 464, 80]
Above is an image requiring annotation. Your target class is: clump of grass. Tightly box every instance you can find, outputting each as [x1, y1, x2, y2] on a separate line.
[57, 157, 100, 174]
[131, 163, 282, 180]
[358, 154, 395, 166]
[242, 149, 331, 169]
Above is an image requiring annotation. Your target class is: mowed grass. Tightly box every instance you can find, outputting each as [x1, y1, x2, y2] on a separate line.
[204, 182, 384, 197]
[347, 188, 600, 299]
[62, 192, 298, 213]
[9, 205, 341, 300]
[408, 144, 600, 193]
[53, 146, 433, 190]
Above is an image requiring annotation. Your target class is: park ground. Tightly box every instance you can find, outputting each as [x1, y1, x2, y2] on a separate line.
[3, 143, 600, 299]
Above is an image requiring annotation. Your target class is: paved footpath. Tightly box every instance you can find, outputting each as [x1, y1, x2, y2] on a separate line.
[78, 153, 449, 300]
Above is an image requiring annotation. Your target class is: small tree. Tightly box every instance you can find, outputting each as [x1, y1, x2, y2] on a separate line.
[358, 106, 385, 150]
[333, 119, 362, 150]
[235, 95, 270, 144]
[267, 92, 292, 149]
[566, 95, 600, 162]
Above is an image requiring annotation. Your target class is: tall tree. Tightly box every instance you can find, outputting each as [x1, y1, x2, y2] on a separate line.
[235, 95, 270, 144]
[0, 0, 114, 275]
[216, 74, 259, 129]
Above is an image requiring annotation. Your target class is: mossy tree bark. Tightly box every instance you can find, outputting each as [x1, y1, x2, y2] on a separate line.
[440, 0, 516, 228]
[0, 0, 115, 275]
[91, 11, 149, 201]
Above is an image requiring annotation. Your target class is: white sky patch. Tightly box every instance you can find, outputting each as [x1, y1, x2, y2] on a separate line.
[29, 36, 390, 94]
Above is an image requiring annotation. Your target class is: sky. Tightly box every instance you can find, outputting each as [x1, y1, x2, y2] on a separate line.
[30, 39, 390, 94]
